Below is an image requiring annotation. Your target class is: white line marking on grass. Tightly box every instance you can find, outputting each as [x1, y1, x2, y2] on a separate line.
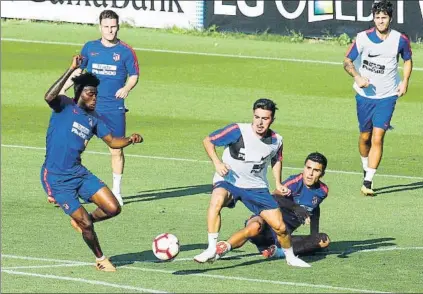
[3, 263, 91, 270]
[1, 270, 168, 293]
[118, 246, 423, 263]
[2, 254, 91, 264]
[123, 266, 389, 293]
[2, 144, 423, 180]
[2, 38, 422, 71]
[1, 254, 389, 293]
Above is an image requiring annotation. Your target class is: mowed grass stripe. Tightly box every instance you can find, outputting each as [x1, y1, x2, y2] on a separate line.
[1, 269, 168, 293]
[2, 38, 422, 71]
[2, 144, 422, 180]
[1, 254, 390, 293]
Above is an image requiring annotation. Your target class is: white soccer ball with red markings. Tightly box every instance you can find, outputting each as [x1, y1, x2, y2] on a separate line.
[152, 233, 180, 261]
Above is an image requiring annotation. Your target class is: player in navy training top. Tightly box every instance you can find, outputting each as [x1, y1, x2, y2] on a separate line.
[41, 55, 143, 272]
[343, 0, 413, 196]
[61, 10, 140, 205]
[215, 152, 330, 260]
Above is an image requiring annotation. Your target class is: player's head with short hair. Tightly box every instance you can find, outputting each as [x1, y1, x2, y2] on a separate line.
[72, 72, 100, 111]
[303, 152, 327, 186]
[372, 0, 393, 18]
[305, 152, 328, 174]
[99, 10, 119, 42]
[252, 98, 278, 137]
[253, 98, 278, 118]
[99, 10, 119, 24]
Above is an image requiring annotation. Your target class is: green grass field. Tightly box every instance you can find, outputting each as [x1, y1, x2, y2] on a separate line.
[1, 20, 423, 293]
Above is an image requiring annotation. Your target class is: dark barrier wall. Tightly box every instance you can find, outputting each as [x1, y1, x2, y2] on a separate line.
[204, 0, 423, 41]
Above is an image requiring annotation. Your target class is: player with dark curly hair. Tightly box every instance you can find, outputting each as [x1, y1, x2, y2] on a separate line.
[41, 55, 143, 272]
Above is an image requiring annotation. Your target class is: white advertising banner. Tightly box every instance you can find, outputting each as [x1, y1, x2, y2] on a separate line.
[1, 0, 204, 29]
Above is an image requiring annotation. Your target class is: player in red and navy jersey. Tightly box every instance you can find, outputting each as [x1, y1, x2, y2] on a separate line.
[62, 10, 140, 205]
[41, 55, 143, 272]
[343, 0, 413, 196]
[215, 152, 330, 259]
[195, 99, 310, 267]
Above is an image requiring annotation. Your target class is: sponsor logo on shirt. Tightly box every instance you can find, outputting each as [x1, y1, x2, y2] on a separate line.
[90, 52, 99, 56]
[92, 63, 117, 76]
[71, 121, 90, 140]
[362, 60, 385, 74]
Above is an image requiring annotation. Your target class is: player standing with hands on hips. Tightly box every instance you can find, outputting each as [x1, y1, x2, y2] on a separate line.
[343, 0, 412, 196]
[61, 10, 140, 206]
[41, 55, 143, 271]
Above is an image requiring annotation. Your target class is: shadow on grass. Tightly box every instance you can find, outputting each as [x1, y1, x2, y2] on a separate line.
[123, 184, 211, 204]
[171, 237, 396, 274]
[374, 181, 423, 196]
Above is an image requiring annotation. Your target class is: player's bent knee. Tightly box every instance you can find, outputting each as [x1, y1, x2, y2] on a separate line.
[209, 192, 228, 211]
[273, 222, 287, 236]
[78, 218, 94, 232]
[318, 233, 330, 248]
[106, 203, 121, 217]
[245, 221, 261, 237]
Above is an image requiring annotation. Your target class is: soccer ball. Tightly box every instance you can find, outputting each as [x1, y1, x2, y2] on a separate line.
[152, 233, 180, 261]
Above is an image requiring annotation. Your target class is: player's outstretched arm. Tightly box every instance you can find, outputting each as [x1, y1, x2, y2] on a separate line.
[45, 55, 82, 104]
[102, 133, 143, 149]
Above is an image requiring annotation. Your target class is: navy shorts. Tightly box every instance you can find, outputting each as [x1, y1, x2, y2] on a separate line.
[213, 181, 279, 215]
[356, 94, 398, 132]
[247, 208, 298, 251]
[98, 111, 126, 138]
[40, 165, 106, 215]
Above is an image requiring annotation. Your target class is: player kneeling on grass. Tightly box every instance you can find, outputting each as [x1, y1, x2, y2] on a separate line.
[40, 55, 143, 272]
[216, 152, 330, 260]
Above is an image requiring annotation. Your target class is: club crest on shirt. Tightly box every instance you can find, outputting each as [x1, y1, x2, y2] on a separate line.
[312, 196, 318, 205]
[113, 53, 120, 61]
[88, 117, 93, 127]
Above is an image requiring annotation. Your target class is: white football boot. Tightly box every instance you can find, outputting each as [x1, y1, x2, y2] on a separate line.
[286, 255, 311, 267]
[194, 249, 216, 263]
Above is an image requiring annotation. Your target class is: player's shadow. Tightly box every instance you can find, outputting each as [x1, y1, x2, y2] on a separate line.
[373, 181, 423, 196]
[110, 243, 207, 266]
[172, 237, 396, 274]
[123, 184, 211, 205]
[304, 237, 396, 262]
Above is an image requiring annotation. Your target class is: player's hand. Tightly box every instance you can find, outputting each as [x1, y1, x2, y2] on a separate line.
[128, 133, 143, 144]
[115, 87, 130, 99]
[354, 75, 370, 88]
[292, 205, 310, 225]
[274, 184, 291, 196]
[215, 162, 231, 177]
[396, 81, 408, 97]
[70, 55, 82, 70]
